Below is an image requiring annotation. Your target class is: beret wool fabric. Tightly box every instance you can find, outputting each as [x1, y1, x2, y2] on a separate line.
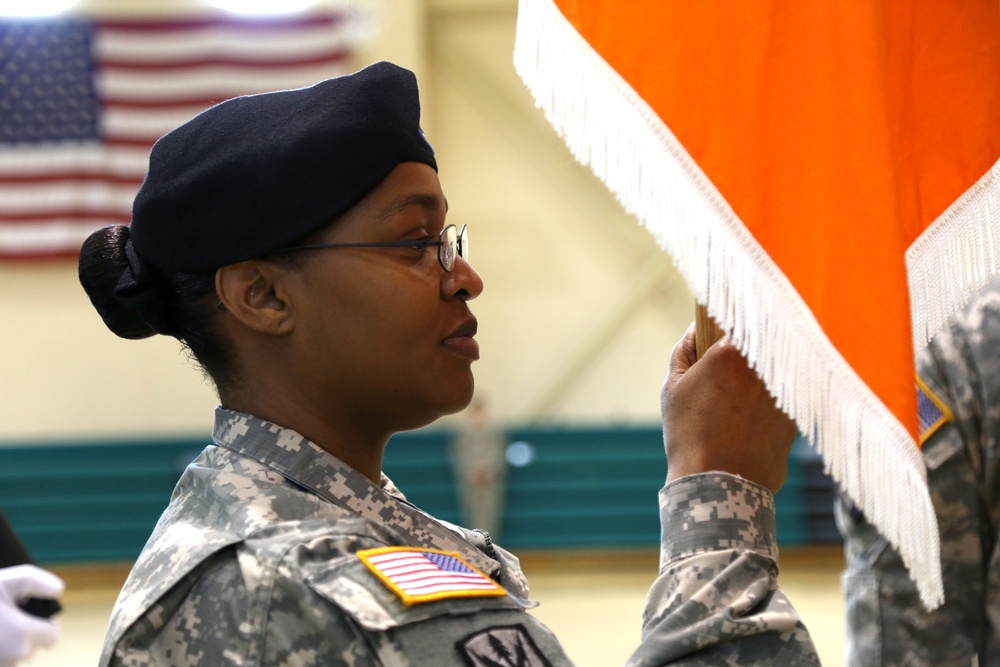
[129, 61, 437, 273]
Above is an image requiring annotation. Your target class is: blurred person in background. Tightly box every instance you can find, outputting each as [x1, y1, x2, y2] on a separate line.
[449, 397, 507, 541]
[837, 273, 1000, 666]
[79, 62, 819, 666]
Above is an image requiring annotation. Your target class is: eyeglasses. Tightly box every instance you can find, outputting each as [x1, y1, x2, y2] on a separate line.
[273, 224, 468, 272]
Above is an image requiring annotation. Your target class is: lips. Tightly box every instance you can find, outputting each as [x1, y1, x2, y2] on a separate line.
[446, 318, 478, 340]
[443, 318, 479, 359]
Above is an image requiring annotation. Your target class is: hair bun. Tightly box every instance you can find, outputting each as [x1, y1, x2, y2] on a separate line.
[78, 225, 159, 340]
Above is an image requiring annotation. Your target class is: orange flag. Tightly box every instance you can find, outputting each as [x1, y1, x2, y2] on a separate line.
[515, 0, 1000, 607]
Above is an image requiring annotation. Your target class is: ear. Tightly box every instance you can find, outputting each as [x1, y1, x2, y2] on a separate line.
[215, 261, 295, 336]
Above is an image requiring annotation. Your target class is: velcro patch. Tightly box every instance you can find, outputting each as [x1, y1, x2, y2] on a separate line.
[458, 624, 553, 667]
[916, 374, 953, 447]
[357, 547, 506, 606]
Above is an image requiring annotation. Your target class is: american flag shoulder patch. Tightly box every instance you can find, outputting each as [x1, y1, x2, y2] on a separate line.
[357, 547, 506, 606]
[916, 374, 953, 447]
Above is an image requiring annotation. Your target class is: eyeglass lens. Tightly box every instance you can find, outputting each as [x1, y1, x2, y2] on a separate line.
[441, 225, 457, 271]
[439, 224, 469, 272]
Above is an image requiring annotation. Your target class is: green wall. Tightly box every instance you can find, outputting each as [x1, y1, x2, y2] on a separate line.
[0, 429, 832, 564]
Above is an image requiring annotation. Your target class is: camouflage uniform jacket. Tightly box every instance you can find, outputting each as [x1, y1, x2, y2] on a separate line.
[100, 408, 819, 666]
[838, 274, 1000, 666]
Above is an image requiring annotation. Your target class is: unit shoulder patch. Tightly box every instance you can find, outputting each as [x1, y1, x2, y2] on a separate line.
[357, 547, 506, 606]
[916, 374, 953, 447]
[457, 624, 553, 667]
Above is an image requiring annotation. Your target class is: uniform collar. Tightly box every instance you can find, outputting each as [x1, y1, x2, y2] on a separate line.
[211, 408, 505, 582]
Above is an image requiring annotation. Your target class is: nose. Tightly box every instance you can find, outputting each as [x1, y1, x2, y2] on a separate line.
[442, 255, 484, 301]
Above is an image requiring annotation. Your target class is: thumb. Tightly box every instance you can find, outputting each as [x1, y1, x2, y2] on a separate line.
[0, 565, 64, 601]
[666, 322, 697, 387]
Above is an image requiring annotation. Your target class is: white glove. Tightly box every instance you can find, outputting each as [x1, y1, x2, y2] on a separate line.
[0, 565, 64, 667]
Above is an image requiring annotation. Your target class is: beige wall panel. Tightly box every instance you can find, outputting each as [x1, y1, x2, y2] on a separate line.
[0, 0, 693, 441]
[427, 10, 693, 425]
[0, 264, 217, 442]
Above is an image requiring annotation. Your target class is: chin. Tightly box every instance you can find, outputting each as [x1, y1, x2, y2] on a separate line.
[438, 379, 476, 416]
[391, 373, 476, 433]
[422, 375, 476, 423]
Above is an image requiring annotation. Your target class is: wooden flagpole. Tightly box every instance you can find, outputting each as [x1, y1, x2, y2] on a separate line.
[695, 303, 724, 359]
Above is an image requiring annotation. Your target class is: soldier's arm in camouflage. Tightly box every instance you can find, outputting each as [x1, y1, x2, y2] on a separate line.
[626, 473, 819, 667]
[625, 325, 817, 664]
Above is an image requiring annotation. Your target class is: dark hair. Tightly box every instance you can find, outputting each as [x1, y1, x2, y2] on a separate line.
[78, 225, 235, 389]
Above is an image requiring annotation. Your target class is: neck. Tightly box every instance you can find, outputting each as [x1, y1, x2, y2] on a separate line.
[220, 382, 389, 485]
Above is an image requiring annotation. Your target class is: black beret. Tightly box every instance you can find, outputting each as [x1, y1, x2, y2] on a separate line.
[129, 61, 436, 273]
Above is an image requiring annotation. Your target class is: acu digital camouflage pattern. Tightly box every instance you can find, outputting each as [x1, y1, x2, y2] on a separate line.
[101, 408, 818, 666]
[837, 273, 1000, 666]
[628, 474, 818, 667]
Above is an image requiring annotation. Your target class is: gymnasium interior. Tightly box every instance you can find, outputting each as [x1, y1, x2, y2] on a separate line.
[1, 1, 847, 664]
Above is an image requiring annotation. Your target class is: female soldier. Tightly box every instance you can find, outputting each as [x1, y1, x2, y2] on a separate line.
[80, 62, 818, 666]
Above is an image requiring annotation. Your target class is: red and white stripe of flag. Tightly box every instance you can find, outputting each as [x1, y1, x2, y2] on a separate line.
[0, 14, 354, 260]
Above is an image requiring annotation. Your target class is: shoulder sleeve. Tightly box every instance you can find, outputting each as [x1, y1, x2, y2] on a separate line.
[105, 529, 394, 667]
[262, 551, 382, 666]
[105, 549, 251, 667]
[626, 473, 820, 667]
[922, 278, 1000, 445]
[232, 523, 390, 667]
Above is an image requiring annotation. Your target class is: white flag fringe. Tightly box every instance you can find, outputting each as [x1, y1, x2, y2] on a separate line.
[907, 159, 1000, 351]
[513, 0, 944, 608]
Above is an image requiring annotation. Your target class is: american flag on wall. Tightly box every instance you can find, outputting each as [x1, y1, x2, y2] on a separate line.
[0, 14, 355, 260]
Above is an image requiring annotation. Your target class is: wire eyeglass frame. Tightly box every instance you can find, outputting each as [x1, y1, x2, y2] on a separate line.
[272, 223, 468, 272]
